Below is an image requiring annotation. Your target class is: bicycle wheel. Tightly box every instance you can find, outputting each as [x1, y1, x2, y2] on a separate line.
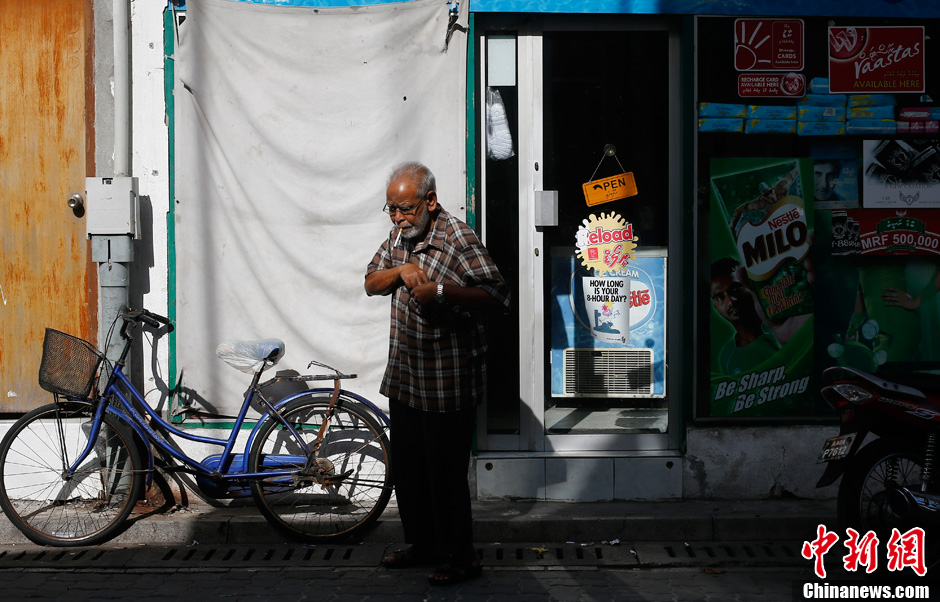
[0, 402, 143, 546]
[248, 394, 391, 542]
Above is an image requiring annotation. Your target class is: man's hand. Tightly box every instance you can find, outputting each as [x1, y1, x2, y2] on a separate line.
[410, 281, 438, 305]
[365, 262, 429, 297]
[399, 263, 430, 290]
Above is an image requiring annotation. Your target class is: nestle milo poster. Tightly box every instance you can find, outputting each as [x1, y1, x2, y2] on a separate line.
[709, 158, 815, 417]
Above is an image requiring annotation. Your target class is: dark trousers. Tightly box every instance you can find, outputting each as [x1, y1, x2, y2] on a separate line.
[389, 400, 476, 562]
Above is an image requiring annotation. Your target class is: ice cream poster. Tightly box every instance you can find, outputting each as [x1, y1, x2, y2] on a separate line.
[550, 248, 667, 399]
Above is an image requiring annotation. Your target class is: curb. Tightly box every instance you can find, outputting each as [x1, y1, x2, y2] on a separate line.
[0, 499, 835, 547]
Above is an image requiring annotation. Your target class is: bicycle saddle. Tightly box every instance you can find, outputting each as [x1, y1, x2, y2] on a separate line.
[216, 339, 286, 374]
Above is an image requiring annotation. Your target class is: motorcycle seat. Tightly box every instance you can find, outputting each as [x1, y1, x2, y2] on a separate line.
[884, 372, 940, 397]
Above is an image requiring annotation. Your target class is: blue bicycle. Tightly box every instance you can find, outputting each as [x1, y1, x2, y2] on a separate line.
[0, 308, 391, 547]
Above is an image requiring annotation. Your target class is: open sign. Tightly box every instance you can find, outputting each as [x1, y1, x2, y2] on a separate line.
[582, 172, 638, 206]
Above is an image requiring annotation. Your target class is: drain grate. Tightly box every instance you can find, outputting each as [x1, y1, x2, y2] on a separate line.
[633, 541, 804, 567]
[0, 544, 388, 569]
[133, 544, 385, 568]
[477, 543, 638, 567]
[0, 541, 806, 570]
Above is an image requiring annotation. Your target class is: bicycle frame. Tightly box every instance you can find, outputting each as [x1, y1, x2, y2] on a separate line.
[66, 350, 389, 495]
[1, 309, 394, 547]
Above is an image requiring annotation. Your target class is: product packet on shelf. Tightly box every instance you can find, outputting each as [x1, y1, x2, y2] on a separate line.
[809, 78, 830, 94]
[897, 121, 939, 134]
[698, 118, 744, 133]
[798, 106, 846, 122]
[898, 107, 931, 121]
[746, 119, 797, 134]
[848, 105, 896, 120]
[698, 102, 746, 118]
[848, 94, 897, 108]
[846, 119, 898, 134]
[797, 121, 846, 136]
[800, 94, 847, 108]
[747, 105, 797, 120]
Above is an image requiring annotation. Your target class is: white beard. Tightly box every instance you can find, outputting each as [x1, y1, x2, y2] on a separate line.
[400, 207, 430, 240]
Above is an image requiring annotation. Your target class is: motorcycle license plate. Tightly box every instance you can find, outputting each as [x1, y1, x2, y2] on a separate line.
[817, 434, 855, 464]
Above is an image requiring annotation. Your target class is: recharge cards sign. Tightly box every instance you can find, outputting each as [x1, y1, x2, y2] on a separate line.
[828, 26, 925, 94]
[734, 19, 803, 71]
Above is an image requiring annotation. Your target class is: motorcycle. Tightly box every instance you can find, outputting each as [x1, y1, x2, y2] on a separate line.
[816, 365, 940, 574]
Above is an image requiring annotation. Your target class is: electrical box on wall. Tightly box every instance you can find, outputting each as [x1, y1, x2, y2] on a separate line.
[85, 177, 140, 239]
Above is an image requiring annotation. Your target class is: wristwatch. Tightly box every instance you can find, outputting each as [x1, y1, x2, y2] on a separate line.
[435, 282, 445, 304]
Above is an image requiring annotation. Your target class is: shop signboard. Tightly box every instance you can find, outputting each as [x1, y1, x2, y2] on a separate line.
[828, 26, 925, 94]
[708, 158, 815, 417]
[734, 19, 803, 71]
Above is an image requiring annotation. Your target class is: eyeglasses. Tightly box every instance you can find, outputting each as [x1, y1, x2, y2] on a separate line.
[383, 199, 425, 216]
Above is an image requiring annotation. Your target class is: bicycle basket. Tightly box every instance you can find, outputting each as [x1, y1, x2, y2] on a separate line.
[38, 328, 106, 398]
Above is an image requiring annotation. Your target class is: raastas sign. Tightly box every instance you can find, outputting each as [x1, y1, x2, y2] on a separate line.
[828, 26, 925, 94]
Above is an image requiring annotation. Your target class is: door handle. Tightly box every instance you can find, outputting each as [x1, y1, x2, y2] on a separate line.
[535, 190, 558, 227]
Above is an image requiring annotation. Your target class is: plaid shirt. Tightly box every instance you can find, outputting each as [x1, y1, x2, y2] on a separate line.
[366, 208, 510, 412]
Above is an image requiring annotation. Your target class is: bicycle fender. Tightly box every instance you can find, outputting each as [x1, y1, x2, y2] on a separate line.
[242, 389, 390, 456]
[265, 388, 389, 425]
[105, 406, 155, 486]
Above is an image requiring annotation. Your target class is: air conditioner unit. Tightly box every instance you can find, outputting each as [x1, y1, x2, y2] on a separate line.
[562, 348, 653, 397]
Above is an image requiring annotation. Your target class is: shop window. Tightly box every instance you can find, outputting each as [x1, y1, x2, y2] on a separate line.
[696, 16, 940, 420]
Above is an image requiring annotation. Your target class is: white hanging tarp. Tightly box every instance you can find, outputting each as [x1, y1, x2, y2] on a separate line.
[175, 0, 468, 415]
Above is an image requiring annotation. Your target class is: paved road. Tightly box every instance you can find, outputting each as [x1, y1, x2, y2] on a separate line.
[0, 542, 923, 602]
[0, 563, 813, 601]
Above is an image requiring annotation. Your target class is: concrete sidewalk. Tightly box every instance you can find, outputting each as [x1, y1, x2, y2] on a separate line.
[0, 498, 836, 547]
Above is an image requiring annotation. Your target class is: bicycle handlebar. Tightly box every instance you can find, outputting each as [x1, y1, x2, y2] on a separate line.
[121, 308, 175, 334]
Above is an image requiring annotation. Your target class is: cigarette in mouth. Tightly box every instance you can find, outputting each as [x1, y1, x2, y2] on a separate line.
[394, 228, 402, 248]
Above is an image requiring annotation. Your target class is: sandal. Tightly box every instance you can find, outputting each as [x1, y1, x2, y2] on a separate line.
[381, 546, 429, 569]
[427, 562, 483, 586]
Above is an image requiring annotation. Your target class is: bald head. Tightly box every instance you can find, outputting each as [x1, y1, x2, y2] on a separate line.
[388, 162, 436, 200]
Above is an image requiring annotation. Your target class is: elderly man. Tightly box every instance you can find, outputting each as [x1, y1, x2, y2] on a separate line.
[365, 161, 510, 586]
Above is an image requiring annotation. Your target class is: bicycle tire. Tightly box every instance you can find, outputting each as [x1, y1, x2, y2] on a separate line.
[0, 402, 143, 547]
[248, 394, 391, 542]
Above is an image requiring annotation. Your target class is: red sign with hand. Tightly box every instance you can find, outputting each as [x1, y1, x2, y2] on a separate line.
[734, 19, 804, 72]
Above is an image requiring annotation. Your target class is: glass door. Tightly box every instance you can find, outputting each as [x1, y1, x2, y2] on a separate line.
[480, 16, 684, 453]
